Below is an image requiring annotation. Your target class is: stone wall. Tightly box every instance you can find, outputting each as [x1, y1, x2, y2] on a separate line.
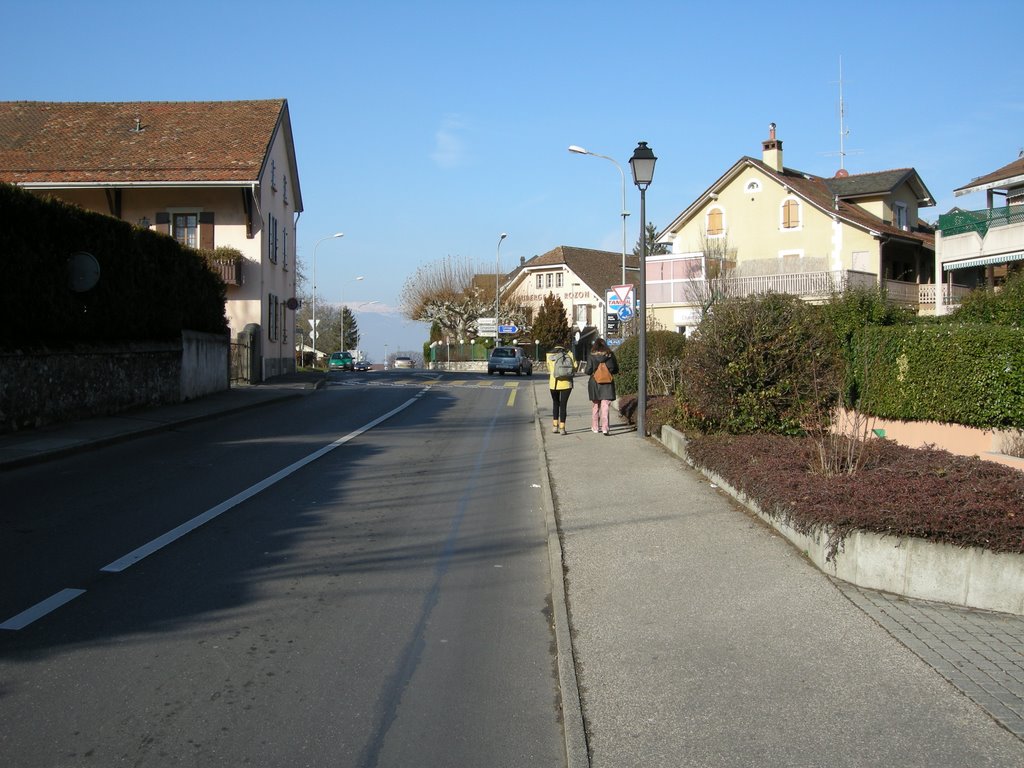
[0, 332, 229, 434]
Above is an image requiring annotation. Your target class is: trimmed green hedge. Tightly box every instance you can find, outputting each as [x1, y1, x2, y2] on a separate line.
[852, 323, 1024, 429]
[0, 183, 227, 350]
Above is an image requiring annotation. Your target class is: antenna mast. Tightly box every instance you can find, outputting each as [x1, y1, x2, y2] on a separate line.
[838, 56, 849, 171]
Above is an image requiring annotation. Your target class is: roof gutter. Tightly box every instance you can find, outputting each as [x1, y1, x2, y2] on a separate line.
[16, 180, 260, 190]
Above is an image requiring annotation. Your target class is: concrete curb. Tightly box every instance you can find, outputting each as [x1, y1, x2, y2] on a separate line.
[658, 424, 1024, 616]
[531, 382, 590, 768]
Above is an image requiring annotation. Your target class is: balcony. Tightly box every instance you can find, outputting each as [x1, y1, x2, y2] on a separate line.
[654, 270, 970, 311]
[938, 204, 1024, 237]
[210, 257, 242, 286]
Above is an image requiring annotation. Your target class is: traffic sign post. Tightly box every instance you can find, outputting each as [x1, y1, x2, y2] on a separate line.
[606, 284, 634, 335]
[498, 324, 519, 335]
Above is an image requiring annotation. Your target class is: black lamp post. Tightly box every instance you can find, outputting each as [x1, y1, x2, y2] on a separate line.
[629, 141, 656, 437]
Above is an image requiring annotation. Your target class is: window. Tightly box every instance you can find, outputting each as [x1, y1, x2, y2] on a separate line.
[268, 293, 279, 340]
[556, 273, 563, 288]
[647, 255, 707, 303]
[782, 199, 801, 229]
[546, 273, 552, 288]
[268, 215, 278, 264]
[894, 202, 908, 230]
[706, 207, 724, 236]
[744, 179, 761, 193]
[173, 213, 198, 247]
[536, 274, 543, 289]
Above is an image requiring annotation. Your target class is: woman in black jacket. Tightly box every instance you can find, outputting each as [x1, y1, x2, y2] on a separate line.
[584, 338, 618, 435]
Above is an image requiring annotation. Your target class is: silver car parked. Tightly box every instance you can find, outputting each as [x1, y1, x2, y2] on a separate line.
[487, 346, 533, 376]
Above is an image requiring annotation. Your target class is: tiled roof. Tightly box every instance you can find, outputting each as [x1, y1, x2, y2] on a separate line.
[510, 246, 640, 294]
[0, 100, 286, 184]
[954, 155, 1024, 195]
[824, 169, 916, 198]
[744, 158, 934, 249]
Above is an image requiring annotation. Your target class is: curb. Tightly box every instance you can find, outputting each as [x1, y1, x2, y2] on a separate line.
[531, 381, 590, 768]
[657, 424, 1024, 616]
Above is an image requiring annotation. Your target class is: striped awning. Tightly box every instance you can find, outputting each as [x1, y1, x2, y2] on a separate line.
[943, 251, 1024, 271]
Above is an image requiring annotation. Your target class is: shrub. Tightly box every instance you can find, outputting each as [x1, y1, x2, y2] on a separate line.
[953, 270, 1024, 327]
[679, 293, 843, 435]
[614, 329, 686, 397]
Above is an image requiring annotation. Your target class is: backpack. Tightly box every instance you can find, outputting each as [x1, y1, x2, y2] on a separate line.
[594, 360, 613, 385]
[553, 352, 574, 381]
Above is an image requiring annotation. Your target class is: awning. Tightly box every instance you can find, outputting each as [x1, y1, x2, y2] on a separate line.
[942, 251, 1024, 271]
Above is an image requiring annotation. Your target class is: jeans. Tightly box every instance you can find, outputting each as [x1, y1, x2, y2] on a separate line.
[591, 399, 610, 432]
[550, 388, 571, 423]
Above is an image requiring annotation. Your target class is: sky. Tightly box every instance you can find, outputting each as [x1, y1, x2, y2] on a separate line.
[5, 0, 1023, 360]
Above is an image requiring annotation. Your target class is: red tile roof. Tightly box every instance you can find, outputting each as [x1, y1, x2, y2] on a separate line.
[0, 100, 286, 184]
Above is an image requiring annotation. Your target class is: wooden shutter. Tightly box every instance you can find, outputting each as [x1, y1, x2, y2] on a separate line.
[154, 211, 171, 235]
[199, 211, 215, 249]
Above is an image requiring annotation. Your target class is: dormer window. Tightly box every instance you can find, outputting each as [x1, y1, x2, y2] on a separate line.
[706, 206, 725, 237]
[894, 201, 908, 230]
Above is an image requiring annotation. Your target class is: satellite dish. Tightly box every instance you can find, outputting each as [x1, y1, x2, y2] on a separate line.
[68, 251, 100, 292]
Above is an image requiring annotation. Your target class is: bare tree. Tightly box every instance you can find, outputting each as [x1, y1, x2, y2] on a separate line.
[682, 228, 737, 323]
[400, 255, 530, 341]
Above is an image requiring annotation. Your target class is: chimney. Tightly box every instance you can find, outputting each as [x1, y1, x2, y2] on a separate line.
[762, 122, 783, 172]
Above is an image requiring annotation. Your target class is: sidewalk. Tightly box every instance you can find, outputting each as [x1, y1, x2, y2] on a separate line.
[0, 373, 325, 470]
[532, 377, 1024, 767]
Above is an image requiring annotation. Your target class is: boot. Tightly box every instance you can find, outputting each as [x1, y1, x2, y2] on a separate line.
[553, 419, 559, 434]
[559, 422, 567, 435]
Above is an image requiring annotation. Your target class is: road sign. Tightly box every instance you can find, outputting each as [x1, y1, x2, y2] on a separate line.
[607, 337, 624, 347]
[606, 313, 620, 332]
[618, 305, 634, 320]
[498, 324, 519, 334]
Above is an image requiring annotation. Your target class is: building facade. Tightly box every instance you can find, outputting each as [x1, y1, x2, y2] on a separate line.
[0, 99, 303, 380]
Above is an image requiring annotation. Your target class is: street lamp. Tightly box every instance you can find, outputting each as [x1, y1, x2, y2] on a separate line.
[340, 275, 365, 352]
[312, 232, 344, 366]
[495, 233, 508, 341]
[568, 145, 629, 285]
[629, 141, 657, 438]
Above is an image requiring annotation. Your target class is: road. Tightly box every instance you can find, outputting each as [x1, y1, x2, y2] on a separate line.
[0, 370, 564, 767]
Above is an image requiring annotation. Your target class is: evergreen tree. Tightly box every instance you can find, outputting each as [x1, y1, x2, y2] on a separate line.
[532, 293, 572, 350]
[632, 221, 671, 258]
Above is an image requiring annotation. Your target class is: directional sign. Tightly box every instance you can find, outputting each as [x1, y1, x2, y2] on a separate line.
[498, 324, 519, 334]
[618, 305, 634, 320]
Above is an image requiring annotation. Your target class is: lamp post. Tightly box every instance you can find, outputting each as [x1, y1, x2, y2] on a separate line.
[568, 145, 629, 285]
[312, 232, 343, 367]
[495, 233, 507, 342]
[340, 275, 365, 352]
[629, 141, 657, 438]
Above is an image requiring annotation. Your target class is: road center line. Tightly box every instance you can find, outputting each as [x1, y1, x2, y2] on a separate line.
[100, 391, 427, 574]
[0, 588, 87, 631]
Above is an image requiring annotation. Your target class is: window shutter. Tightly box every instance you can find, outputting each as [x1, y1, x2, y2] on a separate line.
[155, 211, 171, 235]
[199, 211, 215, 249]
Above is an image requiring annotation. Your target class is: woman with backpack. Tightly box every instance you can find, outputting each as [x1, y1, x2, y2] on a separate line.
[547, 345, 576, 435]
[585, 338, 618, 436]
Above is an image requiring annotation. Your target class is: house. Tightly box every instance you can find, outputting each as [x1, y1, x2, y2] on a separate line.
[0, 99, 302, 380]
[934, 154, 1024, 315]
[503, 246, 640, 350]
[653, 124, 938, 332]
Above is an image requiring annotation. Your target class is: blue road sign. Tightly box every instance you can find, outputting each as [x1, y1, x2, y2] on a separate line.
[617, 306, 633, 320]
[497, 324, 519, 334]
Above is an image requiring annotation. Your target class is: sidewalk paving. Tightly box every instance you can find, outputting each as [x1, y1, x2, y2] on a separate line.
[533, 377, 1024, 767]
[3, 373, 1023, 766]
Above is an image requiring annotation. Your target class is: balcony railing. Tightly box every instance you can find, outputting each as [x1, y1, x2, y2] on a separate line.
[211, 258, 242, 286]
[937, 204, 1024, 237]
[667, 270, 970, 308]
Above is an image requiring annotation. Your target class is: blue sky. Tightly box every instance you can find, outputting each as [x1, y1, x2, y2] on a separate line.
[6, 0, 1023, 359]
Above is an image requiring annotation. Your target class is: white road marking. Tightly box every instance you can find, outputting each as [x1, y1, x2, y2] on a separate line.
[0, 588, 86, 631]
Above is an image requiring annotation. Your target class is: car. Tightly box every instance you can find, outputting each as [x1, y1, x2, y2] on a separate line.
[393, 356, 414, 369]
[328, 351, 355, 371]
[354, 360, 372, 372]
[487, 346, 533, 376]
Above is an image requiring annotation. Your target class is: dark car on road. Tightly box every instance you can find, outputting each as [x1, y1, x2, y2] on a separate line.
[487, 346, 533, 376]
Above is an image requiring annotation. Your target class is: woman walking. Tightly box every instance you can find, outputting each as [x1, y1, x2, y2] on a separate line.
[547, 345, 575, 435]
[585, 338, 618, 435]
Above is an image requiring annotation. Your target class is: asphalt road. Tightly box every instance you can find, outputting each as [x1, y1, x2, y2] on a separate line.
[0, 371, 563, 767]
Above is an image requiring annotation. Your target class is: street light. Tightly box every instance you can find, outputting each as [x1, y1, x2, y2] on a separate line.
[340, 275, 365, 352]
[495, 232, 508, 341]
[312, 232, 344, 366]
[568, 145, 629, 285]
[629, 141, 657, 438]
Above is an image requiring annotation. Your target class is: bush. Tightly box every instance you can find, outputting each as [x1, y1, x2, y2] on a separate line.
[679, 293, 843, 435]
[953, 269, 1024, 328]
[615, 329, 686, 397]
